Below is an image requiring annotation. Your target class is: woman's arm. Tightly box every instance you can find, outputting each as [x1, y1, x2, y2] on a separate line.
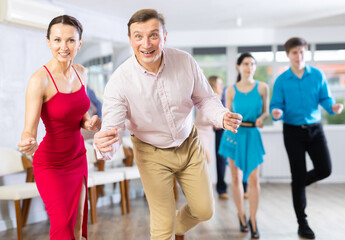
[18, 72, 45, 155]
[225, 86, 235, 112]
[256, 82, 269, 128]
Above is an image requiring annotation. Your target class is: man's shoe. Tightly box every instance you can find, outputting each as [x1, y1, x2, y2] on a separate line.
[219, 193, 230, 199]
[175, 234, 185, 240]
[298, 223, 315, 239]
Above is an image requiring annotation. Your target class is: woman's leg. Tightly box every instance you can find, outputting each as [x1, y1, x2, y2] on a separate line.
[248, 167, 260, 232]
[229, 159, 245, 224]
[74, 178, 86, 240]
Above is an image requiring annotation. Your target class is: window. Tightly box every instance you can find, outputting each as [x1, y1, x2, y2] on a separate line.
[238, 45, 274, 62]
[84, 55, 113, 101]
[313, 43, 345, 125]
[189, 43, 345, 126]
[314, 43, 345, 61]
[193, 47, 228, 86]
[315, 63, 345, 87]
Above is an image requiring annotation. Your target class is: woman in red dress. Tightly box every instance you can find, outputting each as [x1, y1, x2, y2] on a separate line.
[18, 15, 101, 240]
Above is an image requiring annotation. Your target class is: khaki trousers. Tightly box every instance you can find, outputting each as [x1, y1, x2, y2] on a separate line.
[131, 126, 214, 240]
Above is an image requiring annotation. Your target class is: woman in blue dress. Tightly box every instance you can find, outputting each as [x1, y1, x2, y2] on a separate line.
[219, 52, 269, 239]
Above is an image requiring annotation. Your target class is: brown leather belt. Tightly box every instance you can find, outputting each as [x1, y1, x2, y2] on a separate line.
[240, 121, 256, 127]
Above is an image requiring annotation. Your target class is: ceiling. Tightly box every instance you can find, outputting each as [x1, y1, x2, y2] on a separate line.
[54, 0, 345, 31]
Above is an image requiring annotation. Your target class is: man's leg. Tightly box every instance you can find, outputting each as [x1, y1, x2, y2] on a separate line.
[283, 124, 308, 224]
[174, 127, 214, 235]
[215, 129, 228, 196]
[283, 124, 315, 239]
[131, 135, 176, 240]
[306, 124, 332, 186]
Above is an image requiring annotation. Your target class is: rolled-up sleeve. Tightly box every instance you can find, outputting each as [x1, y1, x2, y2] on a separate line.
[270, 77, 285, 121]
[319, 73, 335, 115]
[95, 73, 128, 160]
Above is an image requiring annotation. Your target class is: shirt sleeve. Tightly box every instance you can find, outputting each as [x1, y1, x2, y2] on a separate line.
[319, 72, 335, 115]
[189, 55, 229, 129]
[270, 77, 285, 121]
[95, 73, 128, 160]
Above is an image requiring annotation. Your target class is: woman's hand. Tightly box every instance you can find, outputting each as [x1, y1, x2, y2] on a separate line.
[18, 138, 38, 155]
[255, 117, 264, 128]
[84, 115, 101, 131]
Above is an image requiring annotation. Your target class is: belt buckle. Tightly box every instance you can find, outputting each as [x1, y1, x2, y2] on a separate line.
[301, 125, 308, 129]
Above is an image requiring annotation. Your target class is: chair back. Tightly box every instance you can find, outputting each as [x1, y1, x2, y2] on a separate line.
[85, 142, 97, 164]
[0, 147, 26, 176]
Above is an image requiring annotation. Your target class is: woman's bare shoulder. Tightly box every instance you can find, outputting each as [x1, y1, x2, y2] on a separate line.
[257, 81, 268, 90]
[29, 67, 49, 89]
[226, 85, 236, 96]
[72, 63, 87, 83]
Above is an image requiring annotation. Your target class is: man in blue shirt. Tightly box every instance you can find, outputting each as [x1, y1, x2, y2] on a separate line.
[270, 37, 343, 239]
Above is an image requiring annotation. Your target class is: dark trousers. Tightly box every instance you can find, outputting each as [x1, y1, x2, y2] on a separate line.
[215, 129, 227, 194]
[283, 123, 332, 224]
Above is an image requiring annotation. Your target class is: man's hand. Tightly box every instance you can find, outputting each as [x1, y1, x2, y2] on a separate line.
[272, 109, 283, 120]
[94, 127, 120, 153]
[332, 103, 344, 114]
[223, 112, 242, 133]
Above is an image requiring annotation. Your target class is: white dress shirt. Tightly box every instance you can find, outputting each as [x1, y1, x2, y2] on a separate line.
[97, 47, 228, 159]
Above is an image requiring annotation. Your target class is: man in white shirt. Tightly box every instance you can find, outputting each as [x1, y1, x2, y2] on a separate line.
[94, 9, 242, 240]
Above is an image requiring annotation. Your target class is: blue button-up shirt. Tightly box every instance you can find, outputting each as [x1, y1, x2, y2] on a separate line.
[270, 65, 335, 125]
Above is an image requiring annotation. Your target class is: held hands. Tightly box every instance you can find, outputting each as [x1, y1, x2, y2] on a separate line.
[84, 115, 101, 131]
[255, 117, 264, 128]
[272, 109, 283, 120]
[18, 138, 38, 155]
[94, 127, 120, 153]
[332, 103, 344, 114]
[223, 112, 242, 133]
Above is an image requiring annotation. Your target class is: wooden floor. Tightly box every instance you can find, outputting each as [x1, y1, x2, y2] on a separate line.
[1, 183, 344, 240]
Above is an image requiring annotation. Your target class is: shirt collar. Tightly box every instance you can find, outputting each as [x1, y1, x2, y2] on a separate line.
[132, 49, 166, 76]
[287, 64, 311, 79]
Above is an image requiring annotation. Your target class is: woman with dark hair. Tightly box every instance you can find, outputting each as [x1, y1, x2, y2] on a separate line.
[218, 52, 269, 239]
[18, 15, 101, 239]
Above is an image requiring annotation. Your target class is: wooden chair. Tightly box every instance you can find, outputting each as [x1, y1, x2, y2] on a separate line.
[0, 147, 40, 240]
[84, 142, 126, 223]
[104, 138, 142, 214]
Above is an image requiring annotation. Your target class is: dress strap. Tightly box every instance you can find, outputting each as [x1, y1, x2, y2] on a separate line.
[43, 65, 59, 92]
[72, 65, 84, 86]
[233, 83, 238, 92]
[254, 80, 259, 89]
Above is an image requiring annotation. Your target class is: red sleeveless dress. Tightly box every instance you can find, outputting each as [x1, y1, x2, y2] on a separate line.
[33, 65, 90, 239]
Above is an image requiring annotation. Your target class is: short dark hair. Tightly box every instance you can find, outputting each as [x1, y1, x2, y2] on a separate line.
[127, 9, 166, 36]
[283, 37, 308, 53]
[47, 15, 83, 40]
[236, 52, 256, 82]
